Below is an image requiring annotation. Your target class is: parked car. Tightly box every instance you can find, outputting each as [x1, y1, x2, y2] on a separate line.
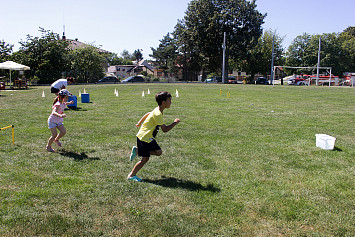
[287, 74, 312, 85]
[121, 76, 145, 83]
[287, 78, 309, 86]
[297, 80, 309, 86]
[206, 76, 222, 83]
[228, 76, 238, 84]
[97, 76, 119, 83]
[255, 77, 269, 85]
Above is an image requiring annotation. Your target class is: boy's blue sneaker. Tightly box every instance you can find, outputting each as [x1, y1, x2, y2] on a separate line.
[127, 176, 142, 182]
[130, 146, 137, 161]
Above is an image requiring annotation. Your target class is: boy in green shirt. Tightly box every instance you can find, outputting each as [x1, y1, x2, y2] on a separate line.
[127, 91, 180, 182]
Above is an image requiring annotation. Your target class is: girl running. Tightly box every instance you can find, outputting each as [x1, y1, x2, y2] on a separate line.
[46, 89, 74, 152]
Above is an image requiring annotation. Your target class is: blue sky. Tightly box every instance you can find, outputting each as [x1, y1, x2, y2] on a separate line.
[1, 0, 354, 59]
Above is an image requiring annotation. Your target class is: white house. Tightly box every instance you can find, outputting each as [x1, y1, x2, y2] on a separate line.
[108, 65, 135, 78]
[108, 59, 154, 78]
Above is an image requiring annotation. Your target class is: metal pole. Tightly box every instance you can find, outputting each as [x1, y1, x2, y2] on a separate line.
[9, 70, 12, 87]
[12, 125, 14, 145]
[273, 66, 276, 87]
[270, 35, 275, 85]
[316, 36, 321, 86]
[222, 32, 226, 84]
[329, 68, 332, 87]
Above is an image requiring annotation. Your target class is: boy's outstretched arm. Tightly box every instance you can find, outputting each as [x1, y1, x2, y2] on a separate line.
[136, 112, 150, 127]
[161, 118, 180, 133]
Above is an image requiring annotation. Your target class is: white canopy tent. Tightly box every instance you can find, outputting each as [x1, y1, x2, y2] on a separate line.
[0, 61, 30, 86]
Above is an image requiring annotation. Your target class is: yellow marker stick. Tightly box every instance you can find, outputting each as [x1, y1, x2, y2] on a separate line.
[1, 125, 14, 145]
[12, 125, 14, 145]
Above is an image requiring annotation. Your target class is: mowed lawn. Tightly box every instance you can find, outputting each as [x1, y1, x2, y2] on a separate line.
[0, 84, 354, 236]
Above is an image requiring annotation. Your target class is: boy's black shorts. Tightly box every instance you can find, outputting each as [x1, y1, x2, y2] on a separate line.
[137, 137, 161, 157]
[51, 87, 60, 94]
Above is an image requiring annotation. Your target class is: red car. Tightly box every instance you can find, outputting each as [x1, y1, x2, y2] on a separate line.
[228, 76, 238, 84]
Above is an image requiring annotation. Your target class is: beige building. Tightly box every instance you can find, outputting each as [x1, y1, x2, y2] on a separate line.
[108, 60, 154, 78]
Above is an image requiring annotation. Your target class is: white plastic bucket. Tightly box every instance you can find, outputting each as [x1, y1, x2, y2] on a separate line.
[315, 134, 336, 150]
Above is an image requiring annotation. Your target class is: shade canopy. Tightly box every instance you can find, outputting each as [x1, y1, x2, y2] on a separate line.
[0, 61, 30, 70]
[0, 61, 30, 86]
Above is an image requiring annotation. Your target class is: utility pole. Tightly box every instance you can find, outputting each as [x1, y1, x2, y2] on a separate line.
[222, 32, 227, 84]
[316, 36, 321, 86]
[270, 35, 275, 85]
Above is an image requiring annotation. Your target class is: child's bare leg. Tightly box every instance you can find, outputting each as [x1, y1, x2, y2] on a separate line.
[127, 150, 162, 179]
[150, 149, 162, 156]
[128, 157, 150, 177]
[47, 128, 57, 147]
[54, 125, 66, 142]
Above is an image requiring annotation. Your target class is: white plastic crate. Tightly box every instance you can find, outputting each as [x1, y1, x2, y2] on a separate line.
[315, 134, 336, 150]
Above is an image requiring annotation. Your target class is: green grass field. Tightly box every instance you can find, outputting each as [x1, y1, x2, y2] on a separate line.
[0, 84, 354, 236]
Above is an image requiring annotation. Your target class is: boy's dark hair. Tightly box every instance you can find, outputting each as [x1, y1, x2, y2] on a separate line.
[155, 91, 171, 105]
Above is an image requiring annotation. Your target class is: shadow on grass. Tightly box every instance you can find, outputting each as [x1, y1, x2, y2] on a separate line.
[144, 176, 221, 193]
[333, 146, 343, 152]
[67, 107, 87, 111]
[59, 150, 100, 161]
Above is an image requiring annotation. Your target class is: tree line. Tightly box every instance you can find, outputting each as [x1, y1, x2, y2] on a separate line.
[1, 0, 354, 83]
[150, 0, 354, 81]
[0, 28, 142, 84]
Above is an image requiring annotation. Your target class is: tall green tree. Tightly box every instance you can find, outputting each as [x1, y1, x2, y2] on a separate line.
[69, 46, 105, 83]
[121, 50, 135, 61]
[174, 0, 265, 78]
[318, 33, 343, 76]
[0, 40, 13, 62]
[234, 29, 284, 81]
[339, 26, 355, 73]
[0, 40, 14, 78]
[13, 28, 69, 83]
[342, 26, 355, 36]
[286, 33, 313, 71]
[107, 53, 133, 66]
[286, 31, 348, 76]
[173, 20, 204, 81]
[133, 49, 143, 62]
[150, 33, 178, 75]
